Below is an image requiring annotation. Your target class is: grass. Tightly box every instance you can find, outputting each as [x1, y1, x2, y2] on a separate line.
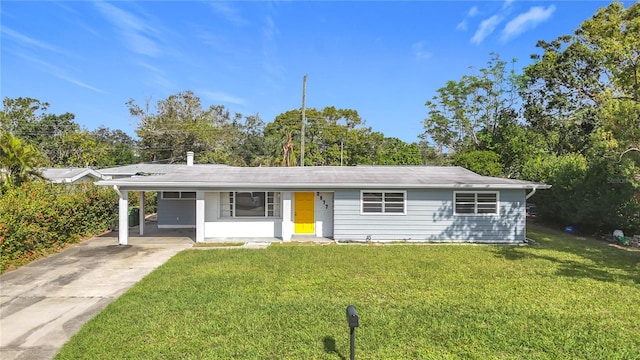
[56, 223, 640, 359]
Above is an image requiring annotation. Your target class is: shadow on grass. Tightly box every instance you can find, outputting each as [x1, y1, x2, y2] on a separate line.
[496, 247, 530, 261]
[493, 223, 640, 284]
[323, 336, 346, 360]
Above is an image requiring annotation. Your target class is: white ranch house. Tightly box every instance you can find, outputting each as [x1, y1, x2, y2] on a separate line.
[97, 157, 549, 245]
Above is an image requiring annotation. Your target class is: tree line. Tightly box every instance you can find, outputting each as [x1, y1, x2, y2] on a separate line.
[422, 2, 639, 233]
[1, 1, 638, 233]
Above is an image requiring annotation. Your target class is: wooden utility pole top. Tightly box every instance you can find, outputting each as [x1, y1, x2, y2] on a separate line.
[300, 74, 307, 167]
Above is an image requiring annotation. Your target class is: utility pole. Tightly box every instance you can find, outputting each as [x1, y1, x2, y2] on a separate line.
[300, 74, 307, 167]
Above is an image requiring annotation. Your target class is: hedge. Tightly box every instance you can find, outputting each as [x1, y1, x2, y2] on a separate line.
[0, 182, 118, 272]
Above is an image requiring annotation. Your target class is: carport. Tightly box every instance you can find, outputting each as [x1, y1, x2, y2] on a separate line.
[112, 188, 201, 245]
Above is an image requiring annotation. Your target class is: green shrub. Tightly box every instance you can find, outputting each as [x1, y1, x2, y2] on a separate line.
[0, 182, 118, 272]
[522, 153, 640, 234]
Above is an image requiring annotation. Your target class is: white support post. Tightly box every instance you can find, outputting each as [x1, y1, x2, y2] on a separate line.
[196, 191, 205, 243]
[282, 191, 293, 241]
[139, 191, 145, 236]
[118, 190, 129, 245]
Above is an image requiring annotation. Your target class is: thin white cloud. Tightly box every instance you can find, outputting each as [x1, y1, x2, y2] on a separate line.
[261, 15, 284, 85]
[94, 2, 160, 57]
[62, 77, 105, 93]
[15, 52, 105, 93]
[503, 0, 515, 10]
[78, 22, 104, 39]
[52, 1, 80, 15]
[412, 41, 432, 61]
[197, 31, 223, 48]
[471, 15, 502, 44]
[201, 91, 246, 105]
[1, 26, 68, 55]
[136, 61, 161, 73]
[262, 16, 278, 44]
[501, 5, 556, 42]
[136, 61, 175, 92]
[457, 6, 479, 31]
[51, 2, 104, 39]
[128, 32, 159, 56]
[209, 2, 247, 25]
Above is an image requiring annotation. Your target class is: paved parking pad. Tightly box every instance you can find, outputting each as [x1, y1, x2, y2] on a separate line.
[0, 236, 193, 360]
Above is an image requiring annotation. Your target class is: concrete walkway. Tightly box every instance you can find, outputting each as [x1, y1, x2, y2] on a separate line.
[0, 230, 193, 360]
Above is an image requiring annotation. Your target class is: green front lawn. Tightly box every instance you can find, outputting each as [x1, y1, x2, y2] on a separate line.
[57, 224, 640, 359]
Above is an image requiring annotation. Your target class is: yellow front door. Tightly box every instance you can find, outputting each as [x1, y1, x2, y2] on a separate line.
[294, 192, 315, 234]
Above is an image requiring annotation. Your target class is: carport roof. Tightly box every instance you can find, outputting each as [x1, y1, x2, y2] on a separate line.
[96, 165, 550, 190]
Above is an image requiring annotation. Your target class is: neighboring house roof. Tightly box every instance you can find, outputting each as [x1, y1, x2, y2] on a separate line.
[97, 165, 551, 190]
[41, 168, 103, 183]
[98, 164, 227, 177]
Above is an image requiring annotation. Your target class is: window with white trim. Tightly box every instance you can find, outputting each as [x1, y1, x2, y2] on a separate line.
[454, 192, 498, 215]
[361, 191, 406, 214]
[161, 191, 196, 200]
[220, 192, 281, 218]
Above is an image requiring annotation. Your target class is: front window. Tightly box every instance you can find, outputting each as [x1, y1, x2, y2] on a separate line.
[361, 191, 406, 214]
[454, 192, 498, 215]
[161, 191, 196, 200]
[220, 192, 281, 218]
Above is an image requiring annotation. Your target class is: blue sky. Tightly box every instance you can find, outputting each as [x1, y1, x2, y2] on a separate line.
[1, 1, 621, 143]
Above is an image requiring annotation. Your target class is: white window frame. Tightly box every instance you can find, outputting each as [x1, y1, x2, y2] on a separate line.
[220, 191, 282, 218]
[360, 190, 407, 215]
[161, 191, 196, 200]
[453, 191, 500, 216]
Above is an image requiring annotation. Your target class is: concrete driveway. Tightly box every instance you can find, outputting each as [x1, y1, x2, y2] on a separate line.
[0, 230, 193, 360]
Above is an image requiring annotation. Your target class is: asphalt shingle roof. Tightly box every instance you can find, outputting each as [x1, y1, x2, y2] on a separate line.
[97, 164, 226, 176]
[41, 168, 102, 182]
[97, 165, 549, 190]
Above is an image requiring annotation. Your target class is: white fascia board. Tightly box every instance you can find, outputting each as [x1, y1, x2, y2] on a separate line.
[69, 169, 103, 182]
[97, 180, 550, 191]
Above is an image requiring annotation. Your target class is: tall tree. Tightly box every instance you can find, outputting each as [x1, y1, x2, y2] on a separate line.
[91, 126, 137, 166]
[0, 97, 51, 134]
[0, 97, 108, 167]
[519, 1, 640, 233]
[423, 54, 520, 155]
[129, 91, 247, 164]
[264, 107, 365, 166]
[422, 54, 540, 175]
[264, 107, 420, 166]
[235, 114, 270, 166]
[374, 137, 424, 165]
[52, 131, 109, 167]
[521, 1, 640, 158]
[0, 132, 44, 187]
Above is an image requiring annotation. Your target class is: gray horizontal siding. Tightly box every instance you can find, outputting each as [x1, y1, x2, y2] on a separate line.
[333, 189, 525, 242]
[158, 198, 196, 227]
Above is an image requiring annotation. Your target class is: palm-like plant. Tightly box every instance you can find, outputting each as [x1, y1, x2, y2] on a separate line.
[0, 132, 44, 187]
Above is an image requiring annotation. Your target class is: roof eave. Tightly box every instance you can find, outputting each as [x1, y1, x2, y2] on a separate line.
[97, 180, 550, 190]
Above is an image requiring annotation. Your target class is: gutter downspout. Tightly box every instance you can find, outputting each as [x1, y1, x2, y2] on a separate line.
[525, 187, 537, 200]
